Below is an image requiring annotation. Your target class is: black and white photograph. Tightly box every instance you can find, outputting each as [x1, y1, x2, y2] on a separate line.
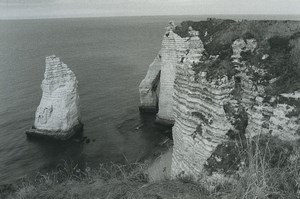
[0, 0, 300, 198]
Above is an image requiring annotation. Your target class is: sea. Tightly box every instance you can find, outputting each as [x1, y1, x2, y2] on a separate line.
[0, 15, 299, 185]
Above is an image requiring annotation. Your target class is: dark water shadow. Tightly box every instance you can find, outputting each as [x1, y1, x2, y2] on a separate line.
[25, 130, 87, 173]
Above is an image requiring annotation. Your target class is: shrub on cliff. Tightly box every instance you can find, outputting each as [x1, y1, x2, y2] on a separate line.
[210, 135, 300, 199]
[187, 20, 300, 100]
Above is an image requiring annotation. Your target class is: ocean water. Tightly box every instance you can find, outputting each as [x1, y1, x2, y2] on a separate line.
[0, 15, 299, 185]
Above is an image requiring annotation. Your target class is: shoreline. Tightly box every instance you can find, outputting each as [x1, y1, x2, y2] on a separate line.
[0, 137, 177, 199]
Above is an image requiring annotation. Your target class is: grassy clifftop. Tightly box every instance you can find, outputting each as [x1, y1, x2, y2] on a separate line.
[2, 138, 300, 199]
[174, 19, 300, 95]
[0, 159, 211, 199]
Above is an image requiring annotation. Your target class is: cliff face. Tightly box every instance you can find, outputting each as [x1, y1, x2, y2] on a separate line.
[172, 20, 300, 180]
[139, 53, 161, 112]
[143, 19, 300, 181]
[139, 22, 186, 124]
[26, 55, 82, 140]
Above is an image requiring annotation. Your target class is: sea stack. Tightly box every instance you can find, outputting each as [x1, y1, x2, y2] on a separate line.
[26, 55, 83, 140]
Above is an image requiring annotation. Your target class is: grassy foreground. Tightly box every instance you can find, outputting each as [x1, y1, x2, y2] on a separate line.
[0, 161, 210, 199]
[1, 136, 300, 199]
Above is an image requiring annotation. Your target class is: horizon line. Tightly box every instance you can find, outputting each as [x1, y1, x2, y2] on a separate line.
[1, 13, 300, 21]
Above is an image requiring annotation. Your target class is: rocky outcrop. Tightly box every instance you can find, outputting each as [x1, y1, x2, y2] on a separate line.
[143, 19, 300, 182]
[139, 22, 186, 125]
[26, 55, 83, 140]
[138, 53, 161, 113]
[171, 37, 233, 179]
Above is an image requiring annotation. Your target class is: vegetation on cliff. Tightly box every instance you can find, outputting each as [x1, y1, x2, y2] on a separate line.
[175, 19, 300, 97]
[1, 136, 300, 199]
[3, 19, 300, 199]
[211, 136, 300, 199]
[172, 19, 300, 199]
[0, 156, 211, 199]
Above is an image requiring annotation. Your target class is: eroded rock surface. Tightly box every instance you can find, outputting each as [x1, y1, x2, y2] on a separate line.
[139, 22, 187, 125]
[145, 19, 300, 182]
[26, 55, 82, 140]
[139, 53, 161, 113]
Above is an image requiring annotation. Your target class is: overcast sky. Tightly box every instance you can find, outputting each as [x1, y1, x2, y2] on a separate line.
[0, 0, 299, 19]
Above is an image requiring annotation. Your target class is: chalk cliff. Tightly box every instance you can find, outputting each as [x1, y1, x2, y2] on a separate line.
[139, 22, 186, 124]
[142, 19, 300, 182]
[138, 52, 161, 113]
[26, 55, 83, 140]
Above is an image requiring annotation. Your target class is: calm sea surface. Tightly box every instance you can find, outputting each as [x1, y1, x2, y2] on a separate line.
[0, 15, 299, 184]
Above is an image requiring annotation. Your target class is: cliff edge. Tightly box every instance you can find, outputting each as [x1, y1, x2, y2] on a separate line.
[141, 19, 300, 183]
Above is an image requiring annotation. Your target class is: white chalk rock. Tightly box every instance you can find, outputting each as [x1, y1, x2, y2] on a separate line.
[231, 38, 257, 60]
[139, 52, 161, 112]
[26, 55, 83, 140]
[139, 23, 201, 125]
